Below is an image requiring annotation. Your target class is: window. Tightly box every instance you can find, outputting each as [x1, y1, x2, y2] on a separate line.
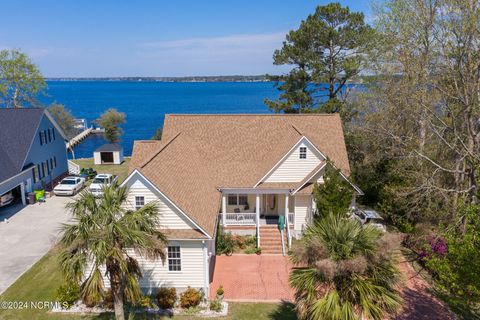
[227, 194, 248, 206]
[167, 246, 181, 271]
[47, 129, 52, 142]
[39, 132, 44, 145]
[43, 161, 49, 175]
[53, 156, 57, 168]
[135, 196, 145, 210]
[299, 147, 307, 159]
[50, 158, 54, 170]
[52, 128, 56, 140]
[227, 194, 237, 205]
[238, 194, 248, 206]
[37, 164, 42, 179]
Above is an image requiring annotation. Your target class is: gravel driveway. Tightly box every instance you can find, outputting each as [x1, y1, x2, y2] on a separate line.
[0, 196, 72, 294]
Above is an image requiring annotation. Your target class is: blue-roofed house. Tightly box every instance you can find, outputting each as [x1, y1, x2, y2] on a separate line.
[0, 108, 69, 205]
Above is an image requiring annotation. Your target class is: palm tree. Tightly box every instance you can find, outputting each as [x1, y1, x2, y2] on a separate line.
[289, 213, 402, 320]
[59, 182, 167, 320]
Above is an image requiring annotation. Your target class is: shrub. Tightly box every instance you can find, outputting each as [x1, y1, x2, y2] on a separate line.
[56, 282, 80, 309]
[180, 287, 201, 309]
[216, 285, 224, 296]
[423, 205, 480, 301]
[209, 299, 223, 312]
[234, 235, 246, 249]
[135, 294, 154, 308]
[156, 287, 177, 309]
[216, 225, 235, 255]
[245, 235, 257, 247]
[244, 247, 256, 254]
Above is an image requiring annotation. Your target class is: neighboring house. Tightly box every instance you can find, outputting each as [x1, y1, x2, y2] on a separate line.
[0, 108, 69, 205]
[123, 114, 362, 297]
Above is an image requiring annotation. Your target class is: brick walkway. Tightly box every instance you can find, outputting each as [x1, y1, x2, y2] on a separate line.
[209, 255, 294, 302]
[390, 257, 456, 320]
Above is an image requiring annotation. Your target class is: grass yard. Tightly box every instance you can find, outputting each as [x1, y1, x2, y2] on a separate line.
[72, 158, 130, 183]
[0, 246, 297, 320]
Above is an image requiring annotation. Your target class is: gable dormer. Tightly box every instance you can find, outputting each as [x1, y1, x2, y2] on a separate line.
[260, 137, 325, 183]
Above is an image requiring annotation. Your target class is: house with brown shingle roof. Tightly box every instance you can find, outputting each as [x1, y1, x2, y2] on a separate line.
[121, 114, 361, 297]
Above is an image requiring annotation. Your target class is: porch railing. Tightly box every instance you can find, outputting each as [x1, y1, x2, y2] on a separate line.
[225, 213, 257, 225]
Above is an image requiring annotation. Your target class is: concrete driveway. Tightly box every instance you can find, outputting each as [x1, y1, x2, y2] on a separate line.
[0, 196, 73, 294]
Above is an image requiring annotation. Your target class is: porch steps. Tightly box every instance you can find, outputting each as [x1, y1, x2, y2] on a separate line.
[260, 227, 287, 255]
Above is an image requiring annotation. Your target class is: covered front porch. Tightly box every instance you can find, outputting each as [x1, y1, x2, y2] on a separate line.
[219, 188, 295, 248]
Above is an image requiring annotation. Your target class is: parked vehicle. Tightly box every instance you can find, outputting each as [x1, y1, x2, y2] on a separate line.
[80, 167, 97, 180]
[53, 176, 86, 196]
[0, 191, 14, 207]
[349, 207, 386, 231]
[89, 174, 118, 197]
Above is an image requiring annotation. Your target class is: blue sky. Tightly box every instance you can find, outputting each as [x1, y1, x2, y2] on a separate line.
[0, 1, 373, 77]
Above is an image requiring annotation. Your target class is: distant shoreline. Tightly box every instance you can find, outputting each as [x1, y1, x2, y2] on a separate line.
[45, 75, 270, 82]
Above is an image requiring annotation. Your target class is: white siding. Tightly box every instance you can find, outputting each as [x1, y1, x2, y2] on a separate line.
[86, 240, 210, 292]
[264, 140, 323, 183]
[294, 194, 312, 232]
[132, 241, 205, 290]
[93, 152, 101, 165]
[124, 173, 197, 230]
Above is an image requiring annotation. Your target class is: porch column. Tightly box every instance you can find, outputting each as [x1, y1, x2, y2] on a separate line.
[256, 193, 260, 247]
[222, 193, 227, 226]
[285, 194, 291, 248]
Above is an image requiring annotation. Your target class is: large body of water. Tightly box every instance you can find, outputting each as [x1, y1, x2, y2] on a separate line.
[41, 81, 279, 158]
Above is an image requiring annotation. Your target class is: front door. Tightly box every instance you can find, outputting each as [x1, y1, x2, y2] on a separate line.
[265, 194, 278, 216]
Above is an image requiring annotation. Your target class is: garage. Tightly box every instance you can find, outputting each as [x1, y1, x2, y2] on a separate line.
[0, 169, 32, 207]
[93, 144, 124, 165]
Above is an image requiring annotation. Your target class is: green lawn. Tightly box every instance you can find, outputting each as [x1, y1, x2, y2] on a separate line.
[0, 246, 297, 320]
[72, 158, 130, 183]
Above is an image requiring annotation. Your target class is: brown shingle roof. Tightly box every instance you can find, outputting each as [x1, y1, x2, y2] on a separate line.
[161, 228, 208, 239]
[129, 140, 162, 172]
[131, 114, 350, 237]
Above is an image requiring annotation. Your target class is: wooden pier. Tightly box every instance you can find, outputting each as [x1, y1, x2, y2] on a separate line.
[66, 127, 93, 150]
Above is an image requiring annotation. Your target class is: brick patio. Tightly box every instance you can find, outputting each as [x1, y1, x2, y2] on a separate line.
[210, 255, 294, 302]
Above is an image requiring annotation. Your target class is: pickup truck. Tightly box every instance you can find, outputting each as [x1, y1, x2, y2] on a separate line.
[88, 174, 118, 197]
[53, 176, 86, 196]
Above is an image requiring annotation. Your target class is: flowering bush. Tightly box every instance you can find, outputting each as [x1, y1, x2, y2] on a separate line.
[421, 204, 480, 302]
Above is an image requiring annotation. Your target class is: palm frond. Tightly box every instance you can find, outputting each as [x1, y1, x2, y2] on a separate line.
[81, 266, 105, 306]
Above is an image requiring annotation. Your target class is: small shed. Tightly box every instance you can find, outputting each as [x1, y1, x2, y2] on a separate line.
[94, 144, 124, 165]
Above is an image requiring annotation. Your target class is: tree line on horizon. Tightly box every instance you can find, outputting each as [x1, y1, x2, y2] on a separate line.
[0, 1, 479, 318]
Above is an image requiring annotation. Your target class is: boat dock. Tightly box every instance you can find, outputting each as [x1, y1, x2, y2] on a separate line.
[66, 119, 105, 153]
[66, 127, 93, 150]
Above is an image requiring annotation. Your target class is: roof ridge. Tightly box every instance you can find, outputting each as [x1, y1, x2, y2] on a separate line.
[291, 124, 303, 135]
[139, 132, 182, 168]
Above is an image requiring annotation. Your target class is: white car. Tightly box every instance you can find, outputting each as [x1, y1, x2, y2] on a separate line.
[53, 176, 86, 196]
[0, 191, 14, 207]
[350, 207, 387, 232]
[88, 174, 118, 197]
